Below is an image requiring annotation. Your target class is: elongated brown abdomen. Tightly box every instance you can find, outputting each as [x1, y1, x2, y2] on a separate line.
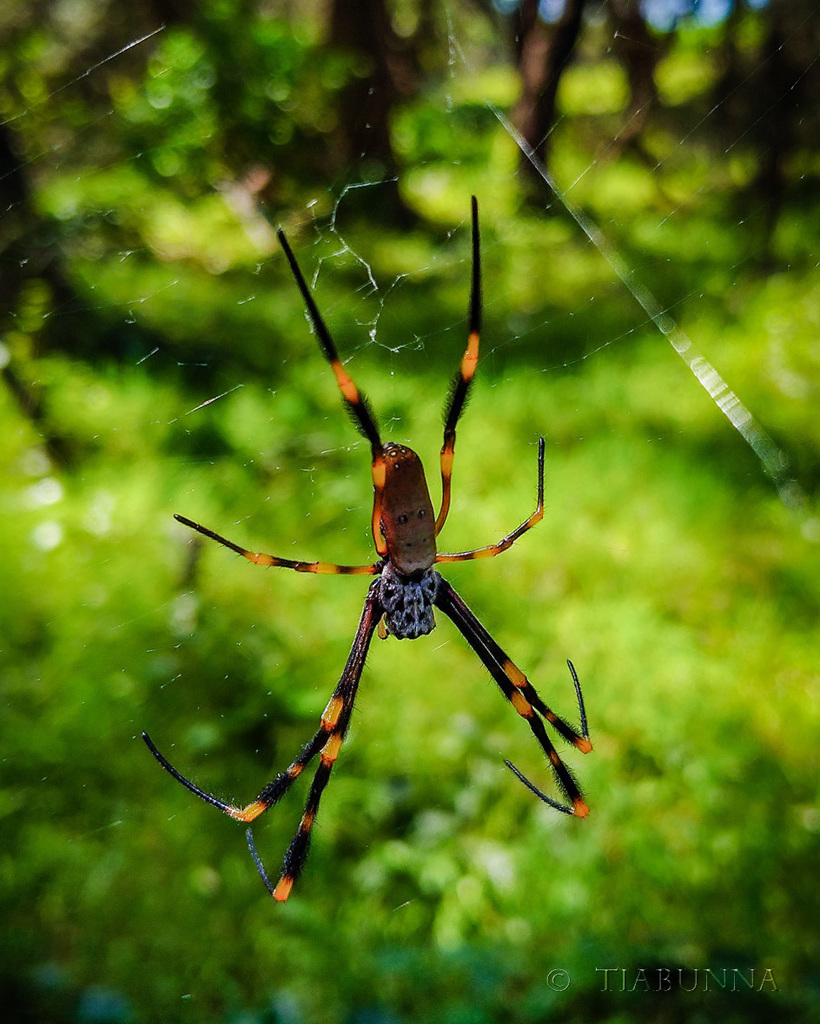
[380, 443, 436, 576]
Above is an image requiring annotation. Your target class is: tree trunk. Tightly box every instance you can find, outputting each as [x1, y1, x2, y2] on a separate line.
[327, 0, 419, 224]
[513, 0, 587, 186]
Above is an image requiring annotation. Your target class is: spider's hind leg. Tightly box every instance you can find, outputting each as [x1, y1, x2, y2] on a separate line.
[436, 195, 482, 536]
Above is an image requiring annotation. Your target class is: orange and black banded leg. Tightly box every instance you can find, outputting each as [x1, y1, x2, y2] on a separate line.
[247, 583, 382, 900]
[174, 514, 379, 575]
[277, 228, 388, 556]
[144, 692, 353, 824]
[142, 724, 326, 821]
[143, 583, 383, 901]
[436, 437, 544, 565]
[436, 195, 482, 536]
[435, 578, 591, 816]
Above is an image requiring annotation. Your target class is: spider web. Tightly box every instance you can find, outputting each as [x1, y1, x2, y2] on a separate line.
[4, 6, 813, 508]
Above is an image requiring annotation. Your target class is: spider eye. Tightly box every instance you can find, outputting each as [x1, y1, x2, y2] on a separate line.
[417, 508, 426, 518]
[397, 513, 409, 525]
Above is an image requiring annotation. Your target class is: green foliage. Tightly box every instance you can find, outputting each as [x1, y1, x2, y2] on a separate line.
[1, 3, 819, 1024]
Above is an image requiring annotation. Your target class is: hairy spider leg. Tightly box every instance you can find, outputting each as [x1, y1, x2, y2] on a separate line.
[142, 583, 383, 901]
[436, 437, 544, 563]
[434, 579, 591, 816]
[277, 228, 388, 555]
[173, 514, 379, 575]
[248, 584, 382, 900]
[503, 660, 590, 804]
[142, 727, 324, 820]
[436, 195, 482, 537]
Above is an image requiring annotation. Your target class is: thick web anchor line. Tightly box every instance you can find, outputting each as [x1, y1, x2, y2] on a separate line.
[490, 106, 804, 512]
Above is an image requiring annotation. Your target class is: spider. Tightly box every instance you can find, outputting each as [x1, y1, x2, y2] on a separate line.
[143, 197, 592, 902]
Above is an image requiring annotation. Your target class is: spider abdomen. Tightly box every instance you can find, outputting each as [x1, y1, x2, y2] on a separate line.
[380, 443, 437, 576]
[377, 563, 440, 640]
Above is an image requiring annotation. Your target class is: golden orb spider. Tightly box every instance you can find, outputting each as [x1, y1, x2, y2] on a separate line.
[143, 197, 592, 902]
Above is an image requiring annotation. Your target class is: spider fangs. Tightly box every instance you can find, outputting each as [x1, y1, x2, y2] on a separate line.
[143, 197, 593, 902]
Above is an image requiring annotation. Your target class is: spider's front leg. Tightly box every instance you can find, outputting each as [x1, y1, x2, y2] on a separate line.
[434, 579, 592, 816]
[143, 583, 383, 901]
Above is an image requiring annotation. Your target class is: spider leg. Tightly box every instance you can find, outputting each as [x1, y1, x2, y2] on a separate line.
[252, 584, 382, 900]
[435, 579, 591, 816]
[436, 195, 481, 536]
[277, 228, 388, 555]
[174, 514, 379, 575]
[142, 725, 327, 820]
[144, 583, 382, 901]
[436, 437, 544, 563]
[502, 662, 590, 812]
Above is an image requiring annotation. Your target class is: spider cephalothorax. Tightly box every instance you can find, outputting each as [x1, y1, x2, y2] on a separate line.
[377, 562, 440, 640]
[143, 198, 592, 902]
